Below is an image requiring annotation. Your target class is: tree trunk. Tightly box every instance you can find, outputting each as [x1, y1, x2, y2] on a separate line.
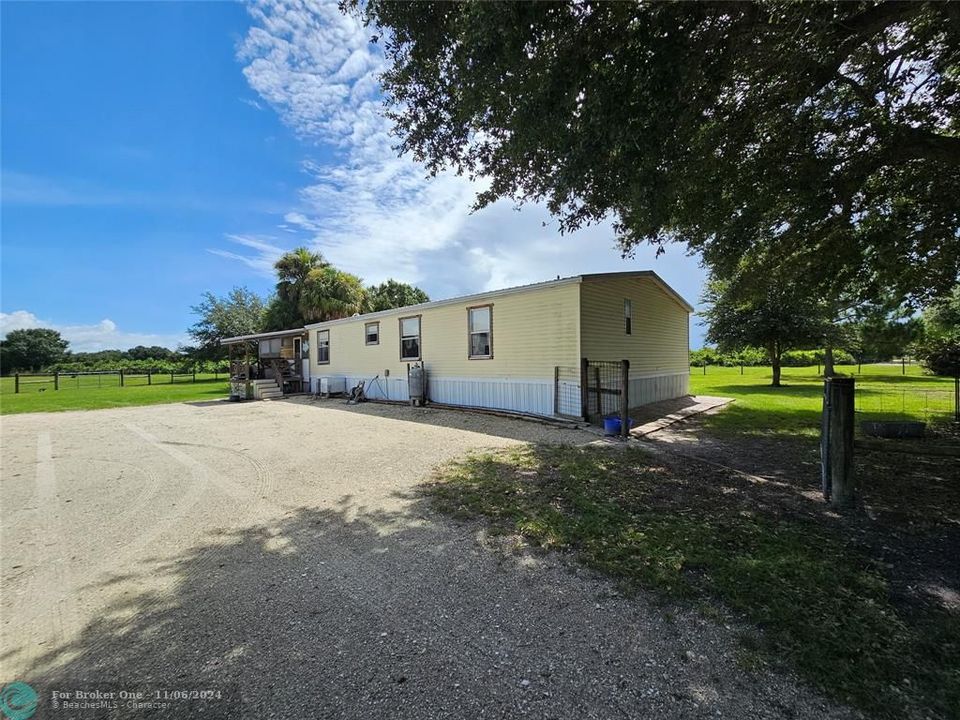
[823, 345, 835, 378]
[769, 342, 782, 387]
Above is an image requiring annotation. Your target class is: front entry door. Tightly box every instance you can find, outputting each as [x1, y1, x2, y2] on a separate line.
[295, 336, 310, 388]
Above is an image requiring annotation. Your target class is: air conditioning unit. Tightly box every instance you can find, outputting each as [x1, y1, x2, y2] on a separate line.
[317, 376, 346, 397]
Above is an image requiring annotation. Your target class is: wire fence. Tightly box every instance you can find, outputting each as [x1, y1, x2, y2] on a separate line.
[7, 368, 230, 394]
[855, 387, 956, 424]
[554, 365, 582, 419]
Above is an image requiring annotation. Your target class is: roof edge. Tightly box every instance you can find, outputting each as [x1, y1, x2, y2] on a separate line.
[579, 271, 694, 312]
[304, 276, 583, 329]
[220, 327, 306, 345]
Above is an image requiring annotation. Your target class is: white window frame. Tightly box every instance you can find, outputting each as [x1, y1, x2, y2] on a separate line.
[467, 304, 493, 359]
[399, 316, 421, 361]
[365, 321, 380, 346]
[316, 330, 330, 364]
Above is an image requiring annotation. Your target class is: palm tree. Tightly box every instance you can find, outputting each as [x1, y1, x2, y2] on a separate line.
[269, 247, 328, 328]
[300, 267, 367, 322]
[275, 247, 327, 301]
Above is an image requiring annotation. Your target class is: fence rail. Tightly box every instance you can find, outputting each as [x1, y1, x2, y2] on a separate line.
[9, 368, 230, 393]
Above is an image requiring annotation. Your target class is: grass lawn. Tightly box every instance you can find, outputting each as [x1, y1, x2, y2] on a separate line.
[688, 363, 956, 438]
[428, 444, 959, 720]
[0, 374, 231, 414]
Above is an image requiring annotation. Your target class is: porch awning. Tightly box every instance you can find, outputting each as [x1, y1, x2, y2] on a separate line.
[220, 328, 306, 346]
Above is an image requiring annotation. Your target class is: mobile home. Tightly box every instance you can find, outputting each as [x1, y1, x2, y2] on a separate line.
[304, 271, 691, 418]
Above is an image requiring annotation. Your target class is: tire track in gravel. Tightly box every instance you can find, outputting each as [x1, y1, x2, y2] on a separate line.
[112, 425, 523, 697]
[11, 422, 283, 655]
[11, 431, 82, 673]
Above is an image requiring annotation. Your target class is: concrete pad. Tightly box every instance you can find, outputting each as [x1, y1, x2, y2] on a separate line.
[630, 395, 734, 437]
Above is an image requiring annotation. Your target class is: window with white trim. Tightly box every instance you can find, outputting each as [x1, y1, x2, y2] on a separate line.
[624, 299, 632, 335]
[365, 321, 380, 346]
[468, 305, 492, 358]
[316, 330, 330, 364]
[400, 316, 420, 360]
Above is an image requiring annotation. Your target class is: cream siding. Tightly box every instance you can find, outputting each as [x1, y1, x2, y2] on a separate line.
[308, 282, 581, 414]
[303, 273, 690, 416]
[579, 276, 690, 404]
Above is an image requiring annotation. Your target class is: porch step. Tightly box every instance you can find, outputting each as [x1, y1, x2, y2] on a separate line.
[251, 378, 283, 400]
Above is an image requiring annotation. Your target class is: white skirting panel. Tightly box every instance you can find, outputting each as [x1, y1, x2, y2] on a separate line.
[429, 377, 555, 417]
[313, 375, 409, 401]
[346, 376, 409, 402]
[627, 372, 689, 408]
[316, 372, 687, 418]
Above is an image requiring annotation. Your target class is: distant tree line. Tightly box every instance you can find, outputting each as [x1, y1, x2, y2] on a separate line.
[695, 285, 959, 379]
[0, 329, 201, 375]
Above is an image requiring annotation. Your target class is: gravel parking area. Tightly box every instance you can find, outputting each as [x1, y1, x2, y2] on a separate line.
[0, 397, 854, 719]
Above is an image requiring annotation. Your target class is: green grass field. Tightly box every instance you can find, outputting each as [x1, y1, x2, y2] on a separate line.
[688, 363, 956, 438]
[0, 373, 231, 414]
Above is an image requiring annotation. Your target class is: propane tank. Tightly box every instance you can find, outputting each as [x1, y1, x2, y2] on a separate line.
[409, 363, 426, 406]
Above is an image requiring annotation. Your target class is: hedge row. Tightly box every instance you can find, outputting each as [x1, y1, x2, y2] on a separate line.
[690, 347, 857, 367]
[45, 359, 229, 374]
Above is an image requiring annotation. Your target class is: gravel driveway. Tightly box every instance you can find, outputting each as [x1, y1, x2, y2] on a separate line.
[0, 398, 854, 719]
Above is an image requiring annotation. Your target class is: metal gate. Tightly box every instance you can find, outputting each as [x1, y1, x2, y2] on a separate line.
[582, 359, 626, 424]
[554, 359, 630, 426]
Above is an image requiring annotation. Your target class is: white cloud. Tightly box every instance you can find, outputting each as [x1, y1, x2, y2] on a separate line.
[206, 234, 288, 277]
[224, 0, 707, 342]
[0, 311, 188, 353]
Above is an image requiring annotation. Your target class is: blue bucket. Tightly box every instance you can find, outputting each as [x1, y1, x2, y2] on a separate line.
[603, 416, 634, 436]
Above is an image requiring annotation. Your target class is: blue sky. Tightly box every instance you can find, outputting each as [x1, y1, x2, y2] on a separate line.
[1, 0, 707, 351]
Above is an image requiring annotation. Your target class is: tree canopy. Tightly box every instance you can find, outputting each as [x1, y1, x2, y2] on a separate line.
[187, 287, 266, 360]
[702, 275, 829, 386]
[262, 248, 432, 327]
[914, 284, 960, 376]
[365, 279, 430, 312]
[0, 328, 70, 373]
[301, 266, 367, 322]
[358, 0, 959, 307]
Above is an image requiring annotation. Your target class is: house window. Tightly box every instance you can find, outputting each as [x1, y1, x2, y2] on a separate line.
[316, 330, 330, 364]
[624, 299, 632, 335]
[399, 316, 420, 360]
[365, 321, 380, 346]
[468, 305, 492, 358]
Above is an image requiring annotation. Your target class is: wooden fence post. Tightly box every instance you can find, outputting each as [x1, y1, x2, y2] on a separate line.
[54, 371, 60, 391]
[821, 377, 856, 509]
[148, 370, 152, 386]
[620, 359, 630, 438]
[580, 358, 589, 421]
[15, 373, 19, 394]
[120, 369, 124, 387]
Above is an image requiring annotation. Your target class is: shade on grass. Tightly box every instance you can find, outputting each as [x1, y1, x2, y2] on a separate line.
[689, 364, 955, 438]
